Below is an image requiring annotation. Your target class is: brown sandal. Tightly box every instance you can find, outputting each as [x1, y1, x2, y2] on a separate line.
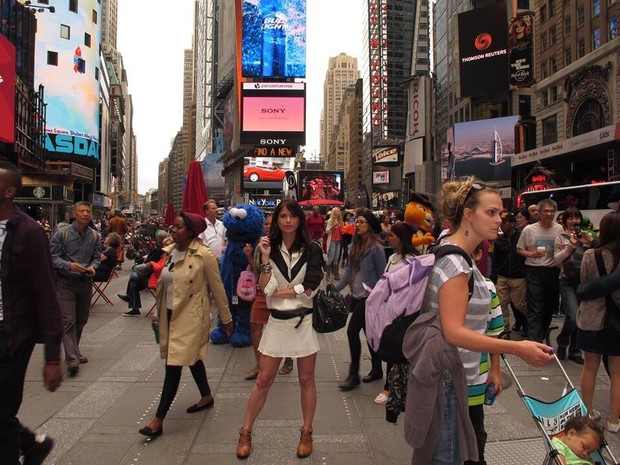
[278, 358, 294, 375]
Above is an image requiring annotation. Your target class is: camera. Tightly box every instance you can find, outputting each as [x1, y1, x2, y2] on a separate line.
[574, 225, 582, 238]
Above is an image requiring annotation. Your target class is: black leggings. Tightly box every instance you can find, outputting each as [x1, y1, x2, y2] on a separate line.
[347, 296, 382, 375]
[156, 359, 211, 419]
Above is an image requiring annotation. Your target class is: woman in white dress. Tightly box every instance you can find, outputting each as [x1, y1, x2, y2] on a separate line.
[236, 199, 324, 459]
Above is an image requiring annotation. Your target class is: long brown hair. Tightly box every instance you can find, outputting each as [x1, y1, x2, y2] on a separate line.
[349, 223, 379, 272]
[598, 211, 620, 269]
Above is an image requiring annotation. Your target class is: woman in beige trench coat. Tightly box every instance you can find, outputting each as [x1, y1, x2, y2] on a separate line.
[139, 212, 233, 438]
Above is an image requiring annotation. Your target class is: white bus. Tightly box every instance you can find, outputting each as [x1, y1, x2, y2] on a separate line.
[518, 181, 620, 229]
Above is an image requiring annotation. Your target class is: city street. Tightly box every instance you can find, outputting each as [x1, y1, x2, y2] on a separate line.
[20, 265, 620, 465]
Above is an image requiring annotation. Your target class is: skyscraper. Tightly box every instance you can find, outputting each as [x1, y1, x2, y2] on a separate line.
[321, 53, 360, 169]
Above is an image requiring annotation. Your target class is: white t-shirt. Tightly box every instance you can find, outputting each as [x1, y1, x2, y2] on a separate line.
[198, 218, 226, 258]
[516, 221, 564, 267]
[0, 220, 8, 321]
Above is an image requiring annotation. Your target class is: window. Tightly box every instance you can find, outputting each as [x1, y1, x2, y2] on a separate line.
[69, 0, 78, 13]
[84, 32, 91, 47]
[610, 17, 618, 40]
[92, 9, 98, 24]
[541, 4, 547, 22]
[60, 24, 70, 39]
[550, 0, 556, 15]
[47, 51, 58, 66]
[593, 0, 600, 16]
[578, 38, 586, 57]
[565, 16, 571, 35]
[551, 85, 559, 101]
[550, 26, 557, 45]
[74, 57, 85, 74]
[565, 47, 572, 65]
[542, 61, 549, 78]
[543, 90, 550, 107]
[578, 5, 585, 26]
[551, 56, 558, 72]
[543, 115, 558, 145]
[541, 33, 548, 50]
[594, 27, 601, 48]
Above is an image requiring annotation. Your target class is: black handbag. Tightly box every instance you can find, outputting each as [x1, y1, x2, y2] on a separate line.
[312, 284, 349, 333]
[593, 250, 620, 337]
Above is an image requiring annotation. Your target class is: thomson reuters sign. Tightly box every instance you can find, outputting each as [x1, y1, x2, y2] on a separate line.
[458, 1, 509, 97]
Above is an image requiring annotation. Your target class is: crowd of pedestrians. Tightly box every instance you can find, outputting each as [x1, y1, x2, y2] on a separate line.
[2, 156, 619, 464]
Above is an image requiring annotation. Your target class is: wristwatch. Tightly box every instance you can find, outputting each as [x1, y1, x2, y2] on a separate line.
[294, 284, 305, 295]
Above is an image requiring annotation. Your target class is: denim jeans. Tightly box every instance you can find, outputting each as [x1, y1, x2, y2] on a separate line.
[557, 277, 580, 356]
[327, 240, 341, 266]
[431, 373, 461, 465]
[126, 271, 148, 310]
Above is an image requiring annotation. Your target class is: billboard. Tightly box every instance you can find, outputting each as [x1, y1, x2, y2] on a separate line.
[297, 170, 344, 206]
[201, 154, 226, 202]
[508, 13, 534, 88]
[372, 146, 399, 164]
[458, 2, 509, 97]
[240, 82, 305, 146]
[451, 115, 520, 182]
[407, 76, 426, 139]
[241, 0, 306, 79]
[243, 156, 295, 191]
[34, 0, 102, 160]
[0, 34, 16, 143]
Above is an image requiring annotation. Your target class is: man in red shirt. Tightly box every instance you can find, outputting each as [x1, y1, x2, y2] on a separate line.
[306, 206, 325, 244]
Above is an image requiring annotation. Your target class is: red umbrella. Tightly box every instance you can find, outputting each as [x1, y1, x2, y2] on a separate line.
[182, 160, 208, 216]
[163, 201, 176, 227]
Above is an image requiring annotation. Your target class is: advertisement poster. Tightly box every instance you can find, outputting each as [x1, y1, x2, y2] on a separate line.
[509, 13, 534, 88]
[458, 1, 509, 97]
[452, 115, 520, 182]
[241, 0, 306, 79]
[0, 35, 16, 143]
[297, 170, 344, 206]
[34, 0, 102, 159]
[243, 156, 295, 191]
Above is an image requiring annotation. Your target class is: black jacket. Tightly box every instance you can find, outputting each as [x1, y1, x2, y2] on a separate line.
[492, 229, 526, 279]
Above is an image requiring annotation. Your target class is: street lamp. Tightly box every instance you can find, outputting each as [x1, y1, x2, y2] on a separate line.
[23, 1, 55, 13]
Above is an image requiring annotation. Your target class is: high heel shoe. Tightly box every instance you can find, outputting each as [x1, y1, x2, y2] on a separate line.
[138, 425, 163, 438]
[186, 396, 214, 413]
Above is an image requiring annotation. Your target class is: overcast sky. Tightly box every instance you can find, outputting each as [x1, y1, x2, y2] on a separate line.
[117, 1, 364, 193]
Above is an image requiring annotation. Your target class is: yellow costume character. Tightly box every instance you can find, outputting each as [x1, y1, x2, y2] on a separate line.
[404, 193, 435, 255]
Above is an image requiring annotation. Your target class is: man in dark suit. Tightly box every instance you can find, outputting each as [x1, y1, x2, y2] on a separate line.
[0, 160, 63, 464]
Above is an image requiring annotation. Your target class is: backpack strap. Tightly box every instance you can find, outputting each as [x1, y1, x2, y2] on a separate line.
[434, 245, 474, 300]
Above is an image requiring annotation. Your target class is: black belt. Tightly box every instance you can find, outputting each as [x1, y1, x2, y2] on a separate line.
[269, 308, 313, 328]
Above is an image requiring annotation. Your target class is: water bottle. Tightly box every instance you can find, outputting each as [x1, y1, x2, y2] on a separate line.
[484, 383, 496, 406]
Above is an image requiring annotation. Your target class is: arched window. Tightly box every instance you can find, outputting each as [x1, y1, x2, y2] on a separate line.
[572, 98, 604, 135]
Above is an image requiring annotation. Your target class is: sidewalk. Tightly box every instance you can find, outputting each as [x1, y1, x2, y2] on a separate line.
[20, 265, 620, 464]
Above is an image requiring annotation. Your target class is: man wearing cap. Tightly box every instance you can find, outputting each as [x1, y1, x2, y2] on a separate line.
[492, 211, 528, 335]
[198, 200, 226, 259]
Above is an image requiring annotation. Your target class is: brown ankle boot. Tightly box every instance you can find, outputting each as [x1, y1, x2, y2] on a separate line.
[332, 264, 340, 280]
[236, 427, 252, 459]
[296, 428, 313, 458]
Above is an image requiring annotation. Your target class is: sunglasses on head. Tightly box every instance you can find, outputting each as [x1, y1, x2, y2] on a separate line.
[462, 182, 486, 206]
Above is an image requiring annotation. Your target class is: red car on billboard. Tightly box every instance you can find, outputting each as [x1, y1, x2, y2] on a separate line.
[243, 165, 286, 182]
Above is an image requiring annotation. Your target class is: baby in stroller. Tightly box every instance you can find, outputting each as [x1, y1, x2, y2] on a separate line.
[552, 416, 604, 465]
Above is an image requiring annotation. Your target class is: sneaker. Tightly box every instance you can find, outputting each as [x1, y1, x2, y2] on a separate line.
[588, 409, 601, 421]
[374, 391, 389, 404]
[23, 433, 54, 465]
[67, 360, 79, 375]
[116, 294, 129, 303]
[123, 309, 140, 317]
[608, 421, 620, 434]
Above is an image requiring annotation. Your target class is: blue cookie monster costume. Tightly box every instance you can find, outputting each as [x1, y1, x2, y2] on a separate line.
[210, 204, 264, 347]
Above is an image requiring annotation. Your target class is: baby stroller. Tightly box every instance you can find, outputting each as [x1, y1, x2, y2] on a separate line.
[502, 352, 619, 465]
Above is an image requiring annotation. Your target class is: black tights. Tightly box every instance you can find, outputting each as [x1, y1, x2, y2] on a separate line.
[347, 297, 382, 375]
[156, 359, 210, 419]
